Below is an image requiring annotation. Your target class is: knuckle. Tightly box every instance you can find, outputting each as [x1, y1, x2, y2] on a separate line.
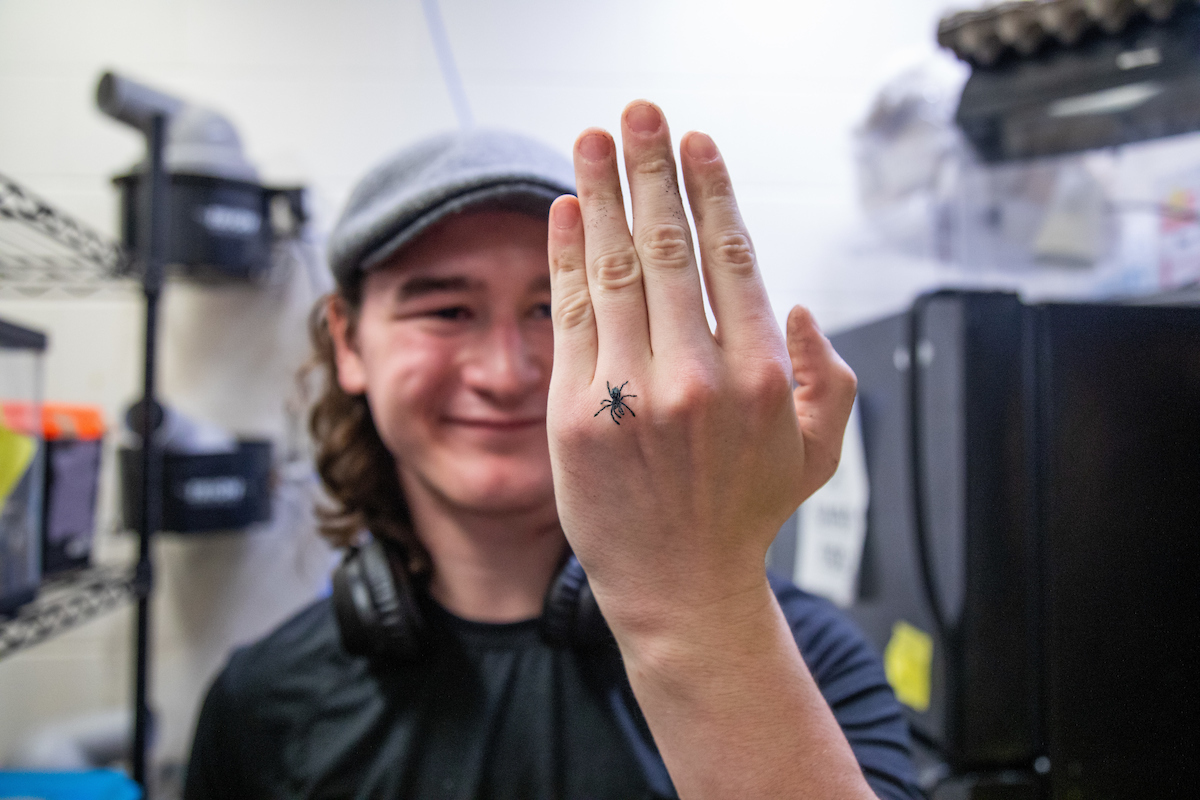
[578, 182, 620, 206]
[692, 181, 734, 224]
[552, 417, 592, 449]
[659, 368, 719, 419]
[553, 287, 593, 330]
[551, 246, 585, 276]
[591, 249, 642, 291]
[815, 352, 858, 408]
[838, 362, 858, 401]
[710, 177, 734, 199]
[710, 231, 756, 278]
[631, 155, 676, 179]
[738, 361, 793, 409]
[701, 175, 734, 200]
[637, 223, 692, 271]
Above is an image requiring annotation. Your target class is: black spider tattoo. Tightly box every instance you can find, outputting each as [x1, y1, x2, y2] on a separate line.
[595, 381, 637, 425]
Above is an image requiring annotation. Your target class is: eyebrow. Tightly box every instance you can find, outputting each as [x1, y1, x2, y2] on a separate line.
[396, 273, 552, 299]
[398, 275, 478, 299]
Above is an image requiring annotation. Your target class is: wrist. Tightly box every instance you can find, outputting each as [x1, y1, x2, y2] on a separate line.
[577, 531, 778, 639]
[594, 573, 780, 675]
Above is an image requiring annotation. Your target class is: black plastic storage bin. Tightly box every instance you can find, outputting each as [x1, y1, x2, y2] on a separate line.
[1, 318, 47, 615]
[41, 405, 106, 575]
[114, 172, 271, 282]
[120, 440, 272, 533]
[112, 172, 304, 283]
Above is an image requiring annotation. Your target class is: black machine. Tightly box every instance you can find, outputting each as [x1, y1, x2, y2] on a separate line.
[944, 2, 1200, 162]
[824, 291, 1198, 799]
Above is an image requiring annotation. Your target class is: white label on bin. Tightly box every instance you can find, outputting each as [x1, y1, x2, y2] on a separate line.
[182, 476, 247, 506]
[197, 205, 262, 237]
[795, 400, 869, 608]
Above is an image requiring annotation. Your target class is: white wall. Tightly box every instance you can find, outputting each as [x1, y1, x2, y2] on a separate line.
[0, 0, 955, 778]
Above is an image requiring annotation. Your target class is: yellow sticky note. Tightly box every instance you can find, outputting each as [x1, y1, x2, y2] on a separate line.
[0, 419, 36, 508]
[884, 620, 934, 713]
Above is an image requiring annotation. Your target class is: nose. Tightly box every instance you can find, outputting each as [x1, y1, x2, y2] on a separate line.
[462, 320, 546, 405]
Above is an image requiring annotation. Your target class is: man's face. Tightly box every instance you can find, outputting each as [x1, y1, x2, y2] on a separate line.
[332, 210, 556, 517]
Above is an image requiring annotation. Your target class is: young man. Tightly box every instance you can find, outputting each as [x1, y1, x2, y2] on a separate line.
[185, 103, 920, 799]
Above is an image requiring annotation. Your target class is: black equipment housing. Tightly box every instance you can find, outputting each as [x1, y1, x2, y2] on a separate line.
[825, 292, 1199, 799]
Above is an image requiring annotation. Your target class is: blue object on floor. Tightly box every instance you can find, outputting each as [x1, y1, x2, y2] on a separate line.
[0, 770, 141, 800]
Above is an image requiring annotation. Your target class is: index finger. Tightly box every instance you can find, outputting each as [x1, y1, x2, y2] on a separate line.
[679, 131, 778, 354]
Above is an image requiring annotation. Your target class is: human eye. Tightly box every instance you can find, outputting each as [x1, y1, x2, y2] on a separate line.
[529, 301, 552, 320]
[430, 305, 473, 321]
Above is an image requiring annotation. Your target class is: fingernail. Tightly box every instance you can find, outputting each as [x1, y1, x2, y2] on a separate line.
[626, 103, 661, 134]
[579, 132, 611, 162]
[686, 132, 718, 162]
[551, 197, 580, 229]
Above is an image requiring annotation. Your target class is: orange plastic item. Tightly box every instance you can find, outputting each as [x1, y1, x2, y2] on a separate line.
[0, 402, 105, 441]
[42, 403, 105, 441]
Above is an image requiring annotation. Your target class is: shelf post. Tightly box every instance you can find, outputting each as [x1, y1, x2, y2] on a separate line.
[131, 111, 167, 792]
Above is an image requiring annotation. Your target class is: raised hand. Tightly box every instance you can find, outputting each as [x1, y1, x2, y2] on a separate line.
[546, 100, 856, 627]
[545, 101, 868, 799]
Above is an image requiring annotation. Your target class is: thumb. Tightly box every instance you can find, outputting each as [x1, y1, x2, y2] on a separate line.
[786, 305, 857, 497]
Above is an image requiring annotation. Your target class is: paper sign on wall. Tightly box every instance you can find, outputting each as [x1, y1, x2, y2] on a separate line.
[795, 400, 869, 608]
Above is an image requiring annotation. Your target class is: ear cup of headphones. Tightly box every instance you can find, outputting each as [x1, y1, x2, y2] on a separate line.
[333, 542, 608, 660]
[540, 553, 613, 650]
[332, 538, 426, 661]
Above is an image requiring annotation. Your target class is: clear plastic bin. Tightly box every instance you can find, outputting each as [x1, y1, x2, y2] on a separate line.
[1, 317, 46, 615]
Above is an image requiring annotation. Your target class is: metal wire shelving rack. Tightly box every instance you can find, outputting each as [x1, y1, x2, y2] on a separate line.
[0, 566, 137, 661]
[0, 174, 139, 657]
[0, 171, 132, 296]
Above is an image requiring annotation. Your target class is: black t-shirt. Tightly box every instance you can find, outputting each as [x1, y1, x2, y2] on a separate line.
[184, 574, 920, 800]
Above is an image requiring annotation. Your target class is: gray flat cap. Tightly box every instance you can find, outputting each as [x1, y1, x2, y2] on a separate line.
[328, 128, 576, 289]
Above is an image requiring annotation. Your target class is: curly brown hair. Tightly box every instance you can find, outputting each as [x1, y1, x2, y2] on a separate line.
[304, 293, 430, 574]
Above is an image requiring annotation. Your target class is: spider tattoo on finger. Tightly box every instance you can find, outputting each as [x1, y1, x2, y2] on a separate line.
[595, 381, 637, 425]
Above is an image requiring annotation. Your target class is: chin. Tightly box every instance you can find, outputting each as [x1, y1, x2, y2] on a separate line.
[440, 459, 557, 516]
[460, 479, 556, 515]
[461, 494, 556, 517]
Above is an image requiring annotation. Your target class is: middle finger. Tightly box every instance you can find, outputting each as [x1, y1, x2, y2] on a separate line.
[621, 101, 711, 359]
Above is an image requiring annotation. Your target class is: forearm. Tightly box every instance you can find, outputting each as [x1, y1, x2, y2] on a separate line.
[546, 102, 868, 798]
[605, 578, 878, 800]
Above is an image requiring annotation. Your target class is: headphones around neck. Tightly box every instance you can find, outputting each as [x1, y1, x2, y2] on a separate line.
[331, 537, 612, 661]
